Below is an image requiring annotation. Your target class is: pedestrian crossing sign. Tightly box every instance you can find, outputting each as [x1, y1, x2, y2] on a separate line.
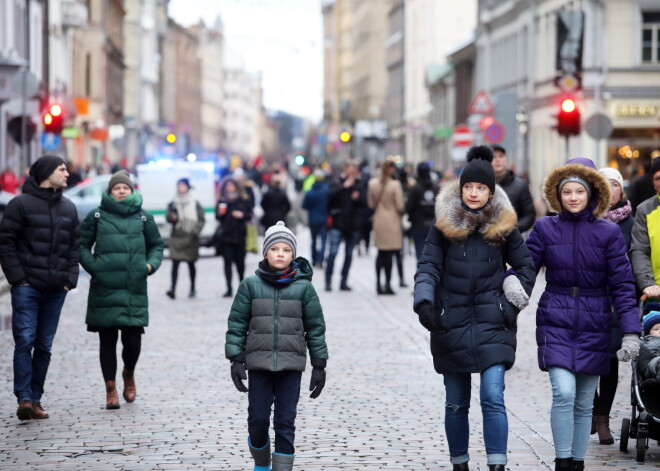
[468, 90, 494, 115]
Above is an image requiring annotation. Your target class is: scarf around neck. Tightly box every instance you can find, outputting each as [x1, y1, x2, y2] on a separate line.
[173, 190, 199, 234]
[603, 199, 632, 225]
[257, 259, 299, 285]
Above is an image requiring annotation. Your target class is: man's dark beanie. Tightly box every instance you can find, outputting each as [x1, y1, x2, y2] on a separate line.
[651, 156, 660, 178]
[29, 155, 65, 184]
[459, 145, 496, 194]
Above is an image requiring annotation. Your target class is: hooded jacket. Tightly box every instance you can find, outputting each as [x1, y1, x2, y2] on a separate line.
[413, 180, 536, 374]
[638, 335, 660, 381]
[525, 162, 640, 376]
[225, 257, 328, 371]
[0, 176, 79, 292]
[80, 191, 164, 328]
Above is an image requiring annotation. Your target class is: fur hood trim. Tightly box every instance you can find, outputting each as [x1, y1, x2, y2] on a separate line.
[434, 180, 518, 245]
[543, 163, 611, 218]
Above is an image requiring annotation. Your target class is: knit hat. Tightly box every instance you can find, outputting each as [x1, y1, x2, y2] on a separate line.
[642, 310, 660, 336]
[459, 145, 496, 194]
[177, 178, 191, 190]
[107, 170, 133, 191]
[599, 167, 624, 190]
[263, 221, 297, 258]
[558, 175, 592, 199]
[29, 155, 65, 184]
[651, 157, 660, 179]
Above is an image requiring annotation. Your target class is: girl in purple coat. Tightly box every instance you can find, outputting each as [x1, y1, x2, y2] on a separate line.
[525, 158, 641, 471]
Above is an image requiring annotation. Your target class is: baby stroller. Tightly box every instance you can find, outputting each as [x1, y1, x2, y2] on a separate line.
[619, 296, 660, 462]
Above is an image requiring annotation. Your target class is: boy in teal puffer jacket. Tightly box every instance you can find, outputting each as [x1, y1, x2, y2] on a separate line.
[225, 221, 328, 471]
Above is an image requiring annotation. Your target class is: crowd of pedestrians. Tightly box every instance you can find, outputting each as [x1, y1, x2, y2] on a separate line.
[3, 148, 660, 471]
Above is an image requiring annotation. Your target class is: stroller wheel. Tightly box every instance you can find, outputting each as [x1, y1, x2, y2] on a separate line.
[620, 418, 630, 452]
[636, 436, 647, 462]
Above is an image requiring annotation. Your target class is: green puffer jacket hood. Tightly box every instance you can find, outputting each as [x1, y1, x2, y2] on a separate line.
[225, 256, 328, 371]
[80, 190, 164, 328]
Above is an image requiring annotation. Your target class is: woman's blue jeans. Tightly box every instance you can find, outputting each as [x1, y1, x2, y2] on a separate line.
[548, 367, 599, 460]
[443, 364, 507, 465]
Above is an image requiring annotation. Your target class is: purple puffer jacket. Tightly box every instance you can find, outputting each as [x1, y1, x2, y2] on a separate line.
[526, 161, 640, 376]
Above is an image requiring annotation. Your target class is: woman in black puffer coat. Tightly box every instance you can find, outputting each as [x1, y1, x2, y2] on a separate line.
[413, 146, 536, 471]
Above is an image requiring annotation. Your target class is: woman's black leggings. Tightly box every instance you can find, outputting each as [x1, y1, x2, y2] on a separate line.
[171, 260, 196, 291]
[376, 250, 396, 286]
[99, 328, 142, 382]
[221, 243, 246, 289]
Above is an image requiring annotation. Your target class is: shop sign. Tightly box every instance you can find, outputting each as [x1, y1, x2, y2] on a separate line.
[614, 104, 658, 117]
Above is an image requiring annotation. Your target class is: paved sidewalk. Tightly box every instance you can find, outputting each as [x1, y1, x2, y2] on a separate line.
[0, 228, 659, 470]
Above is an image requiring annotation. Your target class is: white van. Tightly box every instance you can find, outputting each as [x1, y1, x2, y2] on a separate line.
[136, 160, 218, 246]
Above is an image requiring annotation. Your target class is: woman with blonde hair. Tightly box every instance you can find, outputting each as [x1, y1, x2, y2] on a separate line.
[368, 159, 404, 294]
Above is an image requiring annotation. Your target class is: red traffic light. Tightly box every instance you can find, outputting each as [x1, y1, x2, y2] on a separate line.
[561, 99, 576, 113]
[557, 98, 580, 137]
[42, 104, 64, 134]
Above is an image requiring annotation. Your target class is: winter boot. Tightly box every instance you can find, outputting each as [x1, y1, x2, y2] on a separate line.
[105, 381, 120, 409]
[453, 463, 469, 471]
[122, 368, 136, 403]
[272, 452, 294, 471]
[572, 460, 584, 471]
[488, 465, 505, 471]
[555, 458, 572, 471]
[248, 437, 271, 471]
[594, 415, 614, 445]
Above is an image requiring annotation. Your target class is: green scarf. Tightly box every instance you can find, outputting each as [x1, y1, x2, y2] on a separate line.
[111, 190, 141, 206]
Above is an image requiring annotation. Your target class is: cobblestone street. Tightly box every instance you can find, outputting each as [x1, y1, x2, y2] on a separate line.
[0, 229, 659, 470]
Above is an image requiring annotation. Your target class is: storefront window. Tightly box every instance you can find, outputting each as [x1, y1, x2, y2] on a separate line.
[642, 12, 660, 64]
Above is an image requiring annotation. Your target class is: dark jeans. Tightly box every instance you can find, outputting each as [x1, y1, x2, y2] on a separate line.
[11, 284, 67, 403]
[325, 228, 358, 286]
[248, 370, 302, 454]
[221, 242, 246, 290]
[98, 328, 142, 382]
[309, 223, 327, 265]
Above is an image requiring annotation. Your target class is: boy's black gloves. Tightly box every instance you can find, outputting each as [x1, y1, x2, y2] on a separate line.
[309, 358, 326, 399]
[416, 302, 437, 332]
[231, 361, 248, 392]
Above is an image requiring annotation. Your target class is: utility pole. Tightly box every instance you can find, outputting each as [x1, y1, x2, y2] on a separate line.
[20, 0, 32, 170]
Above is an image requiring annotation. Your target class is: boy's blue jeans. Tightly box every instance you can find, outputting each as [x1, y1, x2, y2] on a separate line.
[548, 367, 599, 460]
[12, 284, 67, 403]
[248, 370, 302, 454]
[443, 364, 508, 465]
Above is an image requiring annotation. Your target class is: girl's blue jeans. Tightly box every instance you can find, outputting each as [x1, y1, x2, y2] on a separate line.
[548, 367, 599, 460]
[443, 364, 508, 466]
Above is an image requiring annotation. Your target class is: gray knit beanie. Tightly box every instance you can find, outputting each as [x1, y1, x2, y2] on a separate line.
[107, 170, 134, 192]
[263, 221, 297, 258]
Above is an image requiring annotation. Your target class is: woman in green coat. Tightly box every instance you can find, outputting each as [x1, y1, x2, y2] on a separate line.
[79, 170, 164, 410]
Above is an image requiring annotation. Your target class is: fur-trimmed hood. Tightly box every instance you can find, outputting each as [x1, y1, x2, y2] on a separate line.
[543, 163, 611, 218]
[434, 180, 518, 245]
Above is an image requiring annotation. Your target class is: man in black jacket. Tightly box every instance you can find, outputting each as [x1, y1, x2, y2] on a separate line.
[325, 160, 365, 291]
[0, 155, 80, 421]
[491, 145, 536, 233]
[406, 162, 439, 261]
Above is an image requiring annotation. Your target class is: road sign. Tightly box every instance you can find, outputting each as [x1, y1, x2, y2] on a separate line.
[584, 113, 613, 140]
[452, 124, 474, 147]
[556, 73, 580, 92]
[468, 90, 494, 115]
[484, 121, 506, 144]
[40, 132, 61, 151]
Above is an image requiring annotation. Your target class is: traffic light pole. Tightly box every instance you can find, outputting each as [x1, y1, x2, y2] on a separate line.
[564, 136, 569, 161]
[20, 0, 31, 170]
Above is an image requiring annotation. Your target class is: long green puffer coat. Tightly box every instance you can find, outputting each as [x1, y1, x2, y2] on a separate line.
[225, 257, 329, 371]
[80, 191, 164, 328]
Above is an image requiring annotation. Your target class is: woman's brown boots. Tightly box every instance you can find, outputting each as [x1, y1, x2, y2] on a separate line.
[105, 381, 120, 409]
[593, 415, 614, 445]
[122, 369, 136, 403]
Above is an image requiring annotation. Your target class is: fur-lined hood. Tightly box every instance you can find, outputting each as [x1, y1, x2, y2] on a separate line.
[435, 180, 518, 246]
[543, 163, 611, 218]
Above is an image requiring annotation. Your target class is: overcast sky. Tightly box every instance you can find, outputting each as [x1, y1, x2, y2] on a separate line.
[168, 0, 323, 122]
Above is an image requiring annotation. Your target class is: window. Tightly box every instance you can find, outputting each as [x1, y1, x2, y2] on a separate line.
[642, 11, 660, 64]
